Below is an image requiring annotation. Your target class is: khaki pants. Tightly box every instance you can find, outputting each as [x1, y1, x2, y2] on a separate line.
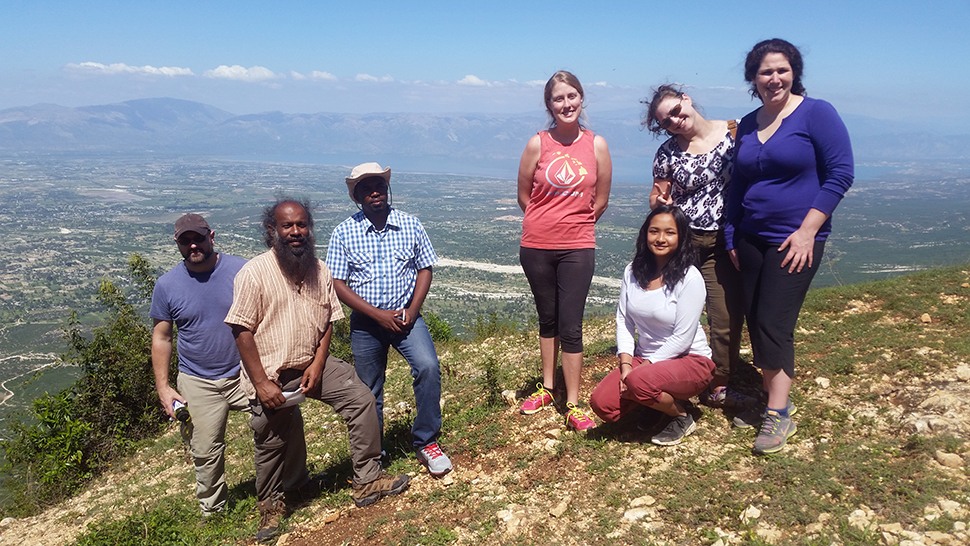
[249, 356, 383, 503]
[176, 372, 250, 515]
[691, 229, 744, 381]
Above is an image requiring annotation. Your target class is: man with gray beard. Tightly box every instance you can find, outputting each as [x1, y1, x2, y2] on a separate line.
[226, 199, 409, 543]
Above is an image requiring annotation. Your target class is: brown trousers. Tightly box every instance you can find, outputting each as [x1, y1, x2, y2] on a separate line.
[250, 356, 383, 502]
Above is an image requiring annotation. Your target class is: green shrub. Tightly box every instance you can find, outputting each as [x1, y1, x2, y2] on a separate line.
[481, 356, 503, 407]
[3, 391, 93, 501]
[1, 254, 166, 515]
[423, 311, 454, 343]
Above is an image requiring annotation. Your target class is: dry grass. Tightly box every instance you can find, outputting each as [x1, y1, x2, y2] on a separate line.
[3, 266, 970, 546]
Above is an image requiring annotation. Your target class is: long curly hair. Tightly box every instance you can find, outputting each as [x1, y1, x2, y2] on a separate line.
[630, 205, 696, 292]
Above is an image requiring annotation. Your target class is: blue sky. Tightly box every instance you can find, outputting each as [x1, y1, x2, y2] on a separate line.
[2, 0, 968, 130]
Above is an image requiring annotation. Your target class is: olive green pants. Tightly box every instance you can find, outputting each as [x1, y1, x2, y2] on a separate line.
[691, 229, 744, 381]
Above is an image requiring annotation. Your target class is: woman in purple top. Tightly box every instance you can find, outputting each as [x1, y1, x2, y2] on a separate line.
[725, 38, 853, 455]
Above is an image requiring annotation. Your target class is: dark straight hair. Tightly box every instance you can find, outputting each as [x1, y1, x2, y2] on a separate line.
[630, 205, 696, 292]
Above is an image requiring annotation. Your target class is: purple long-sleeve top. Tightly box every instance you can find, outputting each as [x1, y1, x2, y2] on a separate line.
[725, 97, 853, 250]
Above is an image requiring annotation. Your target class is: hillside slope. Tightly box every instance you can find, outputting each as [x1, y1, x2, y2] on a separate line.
[1, 265, 969, 546]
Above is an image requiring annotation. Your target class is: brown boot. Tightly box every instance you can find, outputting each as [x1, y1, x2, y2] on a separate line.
[352, 472, 410, 507]
[255, 498, 286, 543]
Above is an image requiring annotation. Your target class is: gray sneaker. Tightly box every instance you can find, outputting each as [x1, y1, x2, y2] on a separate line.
[416, 442, 453, 477]
[752, 410, 797, 454]
[651, 413, 697, 446]
[732, 398, 797, 428]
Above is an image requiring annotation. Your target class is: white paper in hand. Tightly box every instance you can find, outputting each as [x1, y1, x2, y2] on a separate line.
[277, 390, 306, 409]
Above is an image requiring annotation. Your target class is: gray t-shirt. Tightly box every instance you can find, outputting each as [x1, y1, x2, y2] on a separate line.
[150, 254, 247, 379]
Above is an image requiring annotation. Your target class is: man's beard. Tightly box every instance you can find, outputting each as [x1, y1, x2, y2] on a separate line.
[180, 246, 213, 264]
[271, 229, 319, 285]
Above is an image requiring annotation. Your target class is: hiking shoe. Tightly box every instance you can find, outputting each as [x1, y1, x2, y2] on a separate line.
[255, 498, 285, 543]
[702, 386, 758, 410]
[352, 472, 410, 508]
[520, 383, 554, 415]
[752, 410, 797, 455]
[651, 413, 697, 446]
[565, 402, 596, 431]
[732, 398, 797, 428]
[416, 442, 453, 477]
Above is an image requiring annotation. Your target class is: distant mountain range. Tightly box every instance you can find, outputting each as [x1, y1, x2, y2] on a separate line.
[1, 97, 968, 167]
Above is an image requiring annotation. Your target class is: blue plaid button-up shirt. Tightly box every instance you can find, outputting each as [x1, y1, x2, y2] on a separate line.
[326, 208, 438, 310]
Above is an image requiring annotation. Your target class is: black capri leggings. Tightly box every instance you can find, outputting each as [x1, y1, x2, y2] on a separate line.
[735, 232, 824, 378]
[519, 247, 595, 354]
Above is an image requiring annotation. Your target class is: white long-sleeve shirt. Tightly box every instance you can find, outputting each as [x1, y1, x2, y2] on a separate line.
[616, 264, 712, 362]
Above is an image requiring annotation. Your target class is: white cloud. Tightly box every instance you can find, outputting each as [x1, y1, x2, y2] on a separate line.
[291, 70, 338, 82]
[308, 70, 338, 81]
[593, 81, 609, 87]
[355, 73, 394, 83]
[457, 75, 489, 87]
[525, 79, 546, 87]
[64, 62, 194, 76]
[203, 65, 279, 82]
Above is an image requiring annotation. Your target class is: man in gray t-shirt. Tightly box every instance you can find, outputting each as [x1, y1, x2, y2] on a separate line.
[150, 213, 249, 517]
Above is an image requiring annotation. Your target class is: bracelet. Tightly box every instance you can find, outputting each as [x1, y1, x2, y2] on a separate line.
[619, 361, 632, 369]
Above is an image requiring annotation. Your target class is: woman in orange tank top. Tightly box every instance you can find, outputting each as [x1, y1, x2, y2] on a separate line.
[516, 70, 612, 431]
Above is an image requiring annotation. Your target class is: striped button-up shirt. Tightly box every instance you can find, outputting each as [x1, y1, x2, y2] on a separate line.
[224, 251, 344, 399]
[326, 208, 438, 310]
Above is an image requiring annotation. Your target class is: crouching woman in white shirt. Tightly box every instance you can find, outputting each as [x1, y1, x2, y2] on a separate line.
[590, 205, 715, 445]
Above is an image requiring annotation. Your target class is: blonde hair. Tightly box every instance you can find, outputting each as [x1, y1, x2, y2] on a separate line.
[543, 70, 587, 128]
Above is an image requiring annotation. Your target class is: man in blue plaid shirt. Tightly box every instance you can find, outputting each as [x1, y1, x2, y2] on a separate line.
[326, 162, 453, 477]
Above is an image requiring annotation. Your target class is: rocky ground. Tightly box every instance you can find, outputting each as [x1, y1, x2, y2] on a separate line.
[2, 269, 969, 545]
[283, 354, 970, 546]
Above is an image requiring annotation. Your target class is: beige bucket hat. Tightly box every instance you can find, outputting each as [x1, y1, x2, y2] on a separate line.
[346, 162, 391, 203]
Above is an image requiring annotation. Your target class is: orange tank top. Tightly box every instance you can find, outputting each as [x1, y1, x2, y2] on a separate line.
[521, 130, 598, 249]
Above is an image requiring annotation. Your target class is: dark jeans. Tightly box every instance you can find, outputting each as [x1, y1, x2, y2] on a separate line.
[519, 247, 595, 353]
[735, 232, 824, 378]
[350, 312, 442, 449]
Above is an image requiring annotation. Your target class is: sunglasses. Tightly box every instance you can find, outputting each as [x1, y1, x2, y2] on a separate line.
[658, 98, 684, 131]
[177, 233, 207, 246]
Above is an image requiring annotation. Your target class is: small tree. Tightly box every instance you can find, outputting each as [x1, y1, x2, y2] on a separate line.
[423, 311, 454, 343]
[1, 255, 168, 515]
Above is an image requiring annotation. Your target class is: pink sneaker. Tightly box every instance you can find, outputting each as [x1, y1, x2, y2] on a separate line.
[520, 383, 554, 415]
[565, 403, 596, 431]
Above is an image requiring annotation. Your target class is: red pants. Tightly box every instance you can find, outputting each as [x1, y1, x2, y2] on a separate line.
[590, 354, 715, 422]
